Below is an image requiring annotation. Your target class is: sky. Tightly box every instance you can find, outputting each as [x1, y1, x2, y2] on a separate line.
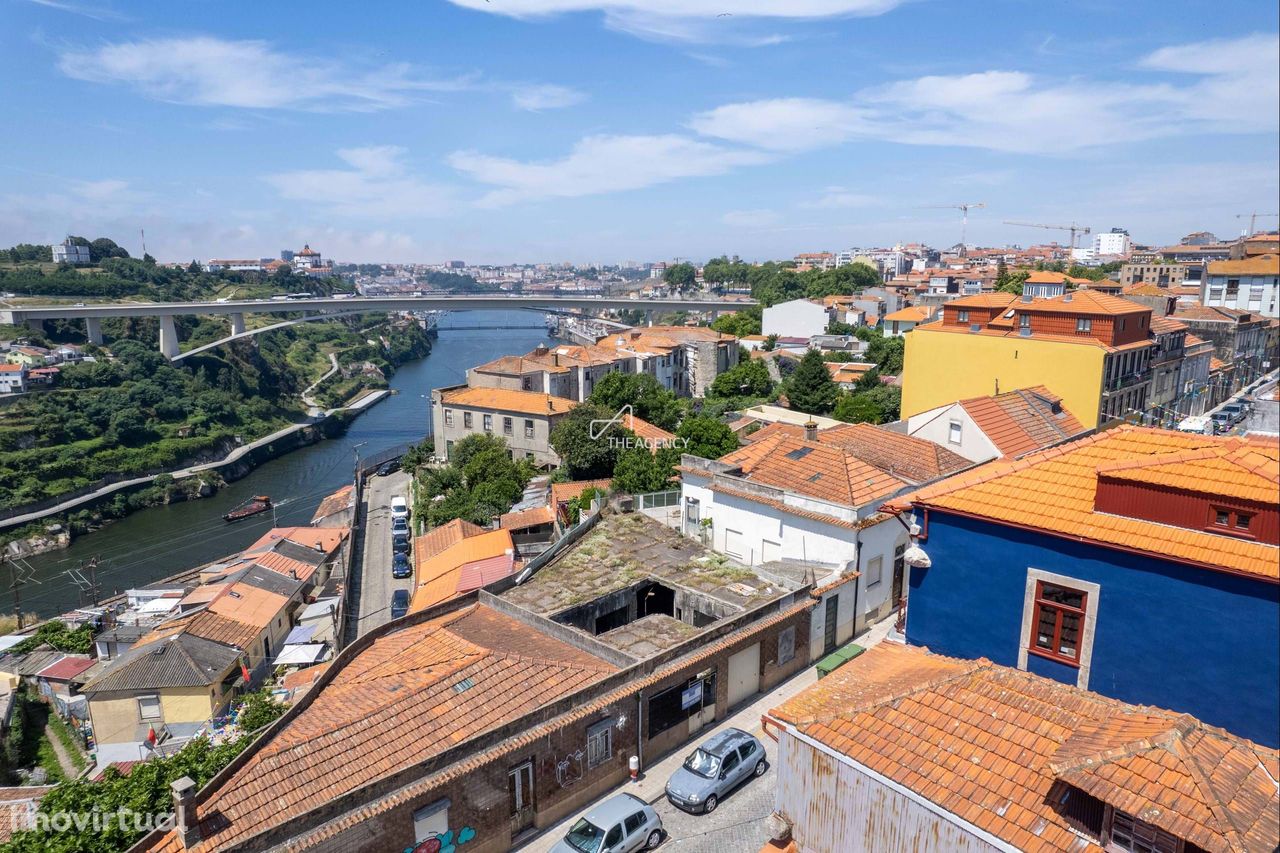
[1, 0, 1277, 264]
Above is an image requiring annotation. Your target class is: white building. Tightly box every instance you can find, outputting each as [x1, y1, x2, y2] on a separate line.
[52, 240, 92, 265]
[204, 259, 265, 273]
[0, 364, 27, 394]
[292, 244, 323, 269]
[1093, 229, 1132, 258]
[762, 298, 829, 339]
[1200, 255, 1279, 318]
[905, 385, 1089, 463]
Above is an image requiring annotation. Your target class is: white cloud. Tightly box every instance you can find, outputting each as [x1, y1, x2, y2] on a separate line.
[722, 209, 779, 227]
[799, 187, 877, 209]
[23, 0, 126, 20]
[449, 134, 770, 206]
[264, 147, 455, 218]
[510, 84, 586, 111]
[57, 37, 472, 112]
[690, 34, 1280, 155]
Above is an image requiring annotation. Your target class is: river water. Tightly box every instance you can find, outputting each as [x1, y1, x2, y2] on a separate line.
[7, 311, 554, 618]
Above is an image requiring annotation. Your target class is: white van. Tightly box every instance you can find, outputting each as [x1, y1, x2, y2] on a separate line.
[390, 495, 409, 521]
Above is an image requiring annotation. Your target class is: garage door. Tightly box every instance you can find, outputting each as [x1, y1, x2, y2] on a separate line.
[724, 528, 746, 559]
[727, 643, 761, 708]
[761, 539, 781, 564]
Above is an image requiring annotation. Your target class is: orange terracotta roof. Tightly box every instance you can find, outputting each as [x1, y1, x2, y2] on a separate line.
[1024, 270, 1093, 285]
[1207, 254, 1279, 276]
[246, 527, 348, 555]
[957, 385, 1088, 458]
[150, 604, 615, 851]
[881, 305, 936, 323]
[1150, 315, 1189, 334]
[247, 552, 317, 583]
[181, 611, 261, 652]
[550, 478, 612, 507]
[207, 582, 290, 629]
[1097, 444, 1278, 504]
[310, 486, 355, 523]
[1210, 357, 1229, 372]
[769, 643, 1279, 853]
[891, 427, 1279, 579]
[816, 422, 972, 484]
[1026, 290, 1150, 316]
[410, 529, 514, 613]
[498, 504, 554, 530]
[413, 518, 487, 564]
[1123, 283, 1169, 296]
[472, 354, 570, 375]
[438, 386, 577, 417]
[717, 433, 907, 507]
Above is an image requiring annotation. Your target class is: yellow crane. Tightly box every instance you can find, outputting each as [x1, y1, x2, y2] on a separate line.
[922, 202, 986, 255]
[1004, 220, 1092, 261]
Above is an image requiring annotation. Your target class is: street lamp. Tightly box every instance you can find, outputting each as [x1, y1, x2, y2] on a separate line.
[352, 441, 369, 480]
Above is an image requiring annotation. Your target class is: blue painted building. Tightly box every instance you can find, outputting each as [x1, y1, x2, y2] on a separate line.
[893, 427, 1280, 747]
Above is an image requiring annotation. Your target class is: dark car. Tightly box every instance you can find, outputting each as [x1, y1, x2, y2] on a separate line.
[390, 588, 410, 619]
[392, 552, 412, 579]
[665, 728, 767, 815]
[376, 459, 401, 477]
[392, 536, 411, 555]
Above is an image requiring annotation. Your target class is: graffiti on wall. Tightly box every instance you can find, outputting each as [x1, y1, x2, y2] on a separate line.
[554, 749, 585, 787]
[405, 825, 476, 853]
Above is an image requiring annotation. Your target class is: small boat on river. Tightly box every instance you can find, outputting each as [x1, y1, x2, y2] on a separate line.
[223, 495, 272, 522]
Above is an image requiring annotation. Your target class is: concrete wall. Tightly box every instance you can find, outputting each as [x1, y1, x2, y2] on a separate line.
[905, 403, 1000, 463]
[88, 684, 222, 745]
[905, 510, 1280, 747]
[902, 330, 1107, 427]
[763, 300, 828, 340]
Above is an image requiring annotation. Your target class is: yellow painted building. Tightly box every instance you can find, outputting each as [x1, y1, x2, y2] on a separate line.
[902, 328, 1108, 427]
[87, 682, 235, 745]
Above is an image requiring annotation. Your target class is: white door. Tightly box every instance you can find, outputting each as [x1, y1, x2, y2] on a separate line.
[727, 644, 761, 708]
[723, 528, 745, 559]
[761, 539, 781, 564]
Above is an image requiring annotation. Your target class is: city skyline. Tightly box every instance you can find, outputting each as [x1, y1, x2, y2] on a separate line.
[2, 0, 1277, 263]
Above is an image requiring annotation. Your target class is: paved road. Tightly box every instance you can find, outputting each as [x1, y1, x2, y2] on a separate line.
[352, 469, 413, 637]
[651, 740, 774, 853]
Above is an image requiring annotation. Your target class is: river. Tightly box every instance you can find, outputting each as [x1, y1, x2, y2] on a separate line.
[6, 310, 555, 619]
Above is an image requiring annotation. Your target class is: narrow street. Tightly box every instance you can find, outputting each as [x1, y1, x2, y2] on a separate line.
[350, 469, 413, 638]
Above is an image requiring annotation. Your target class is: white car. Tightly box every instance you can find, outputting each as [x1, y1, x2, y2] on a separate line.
[390, 495, 409, 521]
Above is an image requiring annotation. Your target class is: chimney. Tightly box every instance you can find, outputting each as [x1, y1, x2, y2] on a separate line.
[534, 343, 549, 356]
[803, 420, 818, 442]
[1020, 293, 1033, 303]
[171, 776, 200, 848]
[1062, 293, 1073, 302]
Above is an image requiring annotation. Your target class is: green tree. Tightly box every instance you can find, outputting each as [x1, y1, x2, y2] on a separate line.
[833, 393, 883, 424]
[786, 349, 839, 415]
[663, 262, 698, 292]
[611, 444, 676, 493]
[996, 269, 1030, 295]
[549, 404, 623, 479]
[676, 415, 739, 459]
[710, 305, 762, 337]
[589, 372, 681, 431]
[709, 357, 773, 399]
[762, 334, 778, 351]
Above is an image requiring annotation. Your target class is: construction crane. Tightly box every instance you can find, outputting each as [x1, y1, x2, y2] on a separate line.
[1235, 212, 1278, 236]
[1004, 220, 1092, 261]
[921, 202, 985, 255]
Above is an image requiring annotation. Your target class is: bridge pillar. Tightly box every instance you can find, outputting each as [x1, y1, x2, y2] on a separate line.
[158, 315, 180, 359]
[25, 318, 44, 334]
[229, 313, 245, 335]
[645, 310, 654, 327]
[84, 317, 103, 345]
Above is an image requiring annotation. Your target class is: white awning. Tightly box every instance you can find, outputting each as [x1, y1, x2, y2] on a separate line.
[273, 644, 328, 666]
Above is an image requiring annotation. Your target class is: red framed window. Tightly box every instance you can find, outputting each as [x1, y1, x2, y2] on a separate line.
[1029, 582, 1086, 666]
[1208, 505, 1257, 539]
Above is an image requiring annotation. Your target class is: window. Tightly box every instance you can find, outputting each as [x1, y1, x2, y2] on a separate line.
[1029, 581, 1087, 666]
[1118, 318, 1126, 331]
[1108, 809, 1179, 853]
[956, 309, 969, 323]
[586, 719, 613, 769]
[777, 626, 795, 665]
[1019, 313, 1030, 329]
[624, 812, 646, 835]
[503, 416, 513, 435]
[1225, 278, 1240, 298]
[412, 799, 450, 843]
[1210, 506, 1255, 537]
[721, 751, 740, 775]
[482, 413, 493, 432]
[524, 418, 535, 438]
[444, 409, 454, 427]
[604, 825, 623, 848]
[1076, 317, 1092, 332]
[138, 695, 161, 721]
[1236, 513, 1252, 530]
[463, 411, 473, 429]
[738, 740, 758, 761]
[1209, 287, 1223, 302]
[948, 420, 962, 445]
[867, 555, 883, 588]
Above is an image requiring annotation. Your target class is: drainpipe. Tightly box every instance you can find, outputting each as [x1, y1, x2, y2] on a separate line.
[636, 689, 644, 777]
[851, 526, 862, 638]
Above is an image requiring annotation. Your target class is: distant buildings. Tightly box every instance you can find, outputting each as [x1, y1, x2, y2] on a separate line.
[879, 305, 936, 337]
[1092, 227, 1132, 258]
[762, 298, 830, 339]
[887, 426, 1279, 747]
[0, 364, 27, 394]
[51, 238, 91, 265]
[1200, 254, 1279, 317]
[1174, 304, 1271, 392]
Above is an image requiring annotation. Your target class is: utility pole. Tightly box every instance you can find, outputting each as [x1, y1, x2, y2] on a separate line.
[86, 556, 101, 606]
[5, 554, 38, 631]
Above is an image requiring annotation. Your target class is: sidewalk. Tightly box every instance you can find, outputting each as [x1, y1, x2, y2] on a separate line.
[516, 617, 898, 852]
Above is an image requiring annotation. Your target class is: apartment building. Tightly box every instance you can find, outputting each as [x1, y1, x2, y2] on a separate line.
[1174, 304, 1272, 392]
[1119, 261, 1189, 287]
[1200, 254, 1279, 318]
[468, 343, 634, 402]
[594, 326, 738, 397]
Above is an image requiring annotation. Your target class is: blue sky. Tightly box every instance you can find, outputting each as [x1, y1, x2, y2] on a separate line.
[1, 0, 1277, 264]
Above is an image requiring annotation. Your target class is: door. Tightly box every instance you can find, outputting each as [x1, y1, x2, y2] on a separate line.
[727, 643, 761, 708]
[723, 528, 745, 559]
[760, 539, 781, 564]
[823, 596, 839, 655]
[718, 749, 742, 791]
[622, 811, 649, 852]
[508, 760, 535, 836]
[892, 545, 905, 609]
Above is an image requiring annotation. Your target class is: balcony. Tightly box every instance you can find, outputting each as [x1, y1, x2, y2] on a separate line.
[1105, 372, 1149, 393]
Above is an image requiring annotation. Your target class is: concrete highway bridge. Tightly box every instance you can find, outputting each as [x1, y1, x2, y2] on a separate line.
[1, 294, 752, 359]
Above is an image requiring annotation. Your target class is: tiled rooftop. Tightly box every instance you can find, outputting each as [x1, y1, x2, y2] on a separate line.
[438, 386, 578, 416]
[891, 427, 1279, 579]
[716, 432, 908, 507]
[958, 385, 1088, 458]
[770, 642, 1279, 853]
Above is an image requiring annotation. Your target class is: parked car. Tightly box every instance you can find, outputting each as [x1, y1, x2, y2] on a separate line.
[392, 516, 410, 533]
[1211, 411, 1236, 433]
[390, 588, 410, 619]
[552, 793, 662, 853]
[665, 727, 766, 815]
[390, 495, 409, 521]
[376, 459, 400, 477]
[1221, 402, 1246, 423]
[392, 552, 412, 579]
[392, 536, 411, 555]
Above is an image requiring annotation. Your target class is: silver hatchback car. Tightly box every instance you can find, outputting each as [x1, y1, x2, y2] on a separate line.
[552, 792, 663, 853]
[664, 727, 767, 814]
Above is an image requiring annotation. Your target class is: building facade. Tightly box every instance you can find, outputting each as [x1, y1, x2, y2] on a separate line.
[432, 385, 577, 466]
[1200, 254, 1279, 318]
